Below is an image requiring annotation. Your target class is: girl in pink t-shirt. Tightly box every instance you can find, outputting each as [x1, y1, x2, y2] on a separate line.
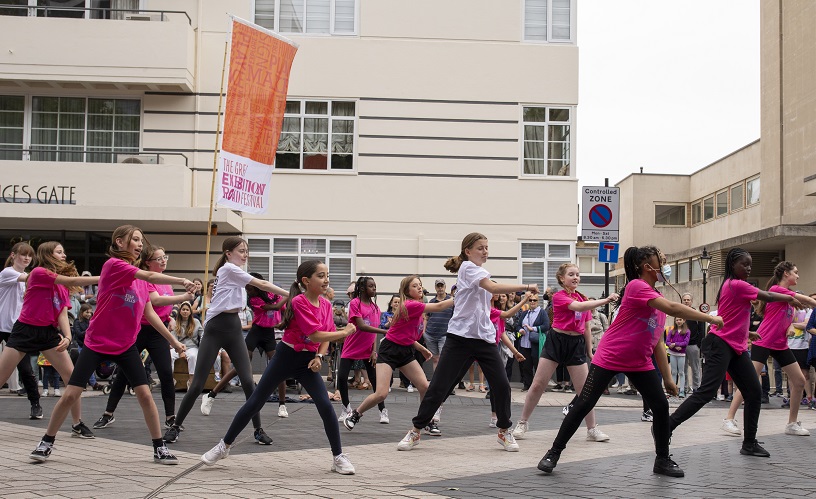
[202, 260, 358, 474]
[539, 246, 722, 478]
[29, 226, 196, 465]
[515, 262, 619, 443]
[721, 259, 816, 437]
[336, 276, 390, 423]
[341, 274, 452, 432]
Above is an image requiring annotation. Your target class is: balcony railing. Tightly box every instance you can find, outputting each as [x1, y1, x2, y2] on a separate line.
[0, 148, 189, 166]
[0, 5, 191, 25]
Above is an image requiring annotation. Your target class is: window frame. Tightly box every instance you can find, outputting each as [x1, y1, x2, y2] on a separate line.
[702, 196, 715, 222]
[746, 176, 760, 206]
[519, 105, 574, 179]
[522, 0, 576, 44]
[730, 181, 744, 212]
[653, 202, 687, 227]
[715, 189, 728, 218]
[252, 0, 359, 36]
[691, 201, 702, 226]
[245, 235, 355, 289]
[518, 240, 575, 291]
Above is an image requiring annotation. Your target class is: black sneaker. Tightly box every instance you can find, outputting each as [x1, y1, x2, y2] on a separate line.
[30, 440, 53, 462]
[164, 416, 184, 431]
[653, 455, 684, 477]
[92, 414, 115, 429]
[458, 381, 466, 390]
[343, 410, 362, 431]
[30, 403, 43, 420]
[424, 421, 441, 436]
[163, 425, 181, 443]
[761, 395, 770, 404]
[740, 440, 770, 457]
[254, 427, 273, 445]
[71, 421, 95, 439]
[17, 388, 27, 396]
[153, 445, 179, 465]
[537, 449, 561, 473]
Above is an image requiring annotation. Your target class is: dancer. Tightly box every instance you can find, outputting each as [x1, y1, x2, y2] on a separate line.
[719, 261, 816, 436]
[201, 260, 357, 474]
[0, 242, 43, 419]
[200, 272, 288, 418]
[670, 249, 808, 458]
[487, 291, 528, 427]
[513, 262, 617, 442]
[165, 237, 288, 444]
[93, 245, 197, 430]
[29, 226, 195, 464]
[537, 245, 723, 477]
[341, 275, 451, 431]
[337, 276, 390, 424]
[396, 232, 538, 452]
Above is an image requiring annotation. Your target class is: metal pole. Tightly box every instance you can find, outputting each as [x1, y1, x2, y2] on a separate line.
[604, 177, 610, 317]
[702, 271, 707, 307]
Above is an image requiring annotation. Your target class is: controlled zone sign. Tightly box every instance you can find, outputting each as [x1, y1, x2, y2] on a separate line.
[581, 186, 620, 242]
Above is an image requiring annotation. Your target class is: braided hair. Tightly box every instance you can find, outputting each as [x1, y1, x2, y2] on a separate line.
[716, 248, 750, 305]
[756, 260, 796, 316]
[619, 245, 661, 301]
[352, 276, 374, 301]
[246, 272, 276, 307]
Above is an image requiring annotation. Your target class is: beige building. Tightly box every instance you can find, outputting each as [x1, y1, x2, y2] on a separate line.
[615, 0, 816, 306]
[0, 0, 580, 296]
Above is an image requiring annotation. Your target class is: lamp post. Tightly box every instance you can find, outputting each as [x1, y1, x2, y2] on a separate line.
[699, 248, 712, 312]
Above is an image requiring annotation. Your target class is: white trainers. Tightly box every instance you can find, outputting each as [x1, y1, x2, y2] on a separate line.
[721, 418, 742, 436]
[278, 405, 289, 418]
[397, 429, 421, 451]
[497, 429, 520, 452]
[337, 405, 351, 422]
[332, 453, 355, 474]
[587, 426, 610, 442]
[489, 417, 498, 428]
[407, 384, 415, 393]
[200, 393, 214, 416]
[379, 408, 390, 424]
[432, 407, 442, 423]
[512, 420, 529, 439]
[54, 388, 61, 397]
[785, 421, 810, 436]
[201, 439, 230, 465]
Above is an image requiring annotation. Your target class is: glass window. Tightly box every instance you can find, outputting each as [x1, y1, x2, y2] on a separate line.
[746, 177, 760, 205]
[677, 260, 690, 283]
[277, 100, 355, 171]
[255, 0, 356, 35]
[691, 202, 701, 225]
[0, 95, 24, 160]
[524, 0, 572, 42]
[520, 241, 573, 290]
[703, 196, 714, 221]
[716, 190, 728, 217]
[730, 183, 744, 211]
[247, 236, 354, 290]
[578, 256, 594, 274]
[654, 204, 686, 226]
[691, 259, 702, 280]
[522, 106, 571, 176]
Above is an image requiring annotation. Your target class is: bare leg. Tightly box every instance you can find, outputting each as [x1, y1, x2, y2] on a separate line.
[355, 363, 394, 414]
[134, 384, 163, 439]
[519, 358, 560, 422]
[42, 349, 82, 424]
[45, 385, 83, 436]
[399, 361, 430, 399]
[783, 362, 806, 423]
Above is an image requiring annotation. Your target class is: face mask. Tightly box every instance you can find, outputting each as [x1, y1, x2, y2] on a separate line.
[661, 264, 672, 279]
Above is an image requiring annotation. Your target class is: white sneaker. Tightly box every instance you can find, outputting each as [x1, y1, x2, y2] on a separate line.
[716, 394, 725, 401]
[331, 453, 355, 475]
[337, 405, 351, 422]
[278, 405, 289, 418]
[41, 389, 48, 397]
[547, 379, 557, 387]
[397, 429, 421, 451]
[379, 409, 390, 424]
[610, 381, 621, 388]
[587, 426, 610, 442]
[407, 384, 415, 393]
[201, 439, 229, 465]
[497, 429, 519, 452]
[721, 418, 742, 436]
[785, 421, 810, 436]
[512, 420, 529, 439]
[616, 385, 628, 394]
[489, 417, 498, 428]
[54, 389, 61, 397]
[432, 407, 442, 423]
[562, 405, 570, 417]
[200, 393, 215, 416]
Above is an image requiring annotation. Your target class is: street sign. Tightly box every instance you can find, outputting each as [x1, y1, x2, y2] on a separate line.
[581, 186, 620, 241]
[699, 303, 710, 314]
[598, 242, 619, 263]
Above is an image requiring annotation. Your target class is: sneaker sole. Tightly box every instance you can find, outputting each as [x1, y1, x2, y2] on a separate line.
[331, 465, 355, 475]
[587, 436, 610, 442]
[342, 422, 356, 431]
[30, 415, 43, 420]
[71, 433, 95, 439]
[653, 467, 684, 477]
[739, 449, 770, 457]
[154, 458, 179, 465]
[29, 454, 49, 462]
[397, 443, 417, 451]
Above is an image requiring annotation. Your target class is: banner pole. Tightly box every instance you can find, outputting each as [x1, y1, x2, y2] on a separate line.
[202, 39, 230, 321]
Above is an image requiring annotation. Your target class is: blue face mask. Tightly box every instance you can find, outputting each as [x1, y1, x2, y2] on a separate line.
[657, 264, 671, 282]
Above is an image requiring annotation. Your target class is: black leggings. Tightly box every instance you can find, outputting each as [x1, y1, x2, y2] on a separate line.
[0, 332, 39, 404]
[671, 333, 760, 443]
[337, 357, 383, 411]
[105, 324, 175, 417]
[224, 342, 342, 456]
[553, 363, 670, 457]
[69, 344, 147, 388]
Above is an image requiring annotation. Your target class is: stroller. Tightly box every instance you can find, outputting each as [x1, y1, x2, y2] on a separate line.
[97, 349, 151, 395]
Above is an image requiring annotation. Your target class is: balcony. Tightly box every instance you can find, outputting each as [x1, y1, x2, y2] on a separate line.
[0, 6, 195, 92]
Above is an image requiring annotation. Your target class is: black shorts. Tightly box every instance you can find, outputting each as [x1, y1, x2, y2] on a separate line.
[791, 349, 809, 370]
[4, 321, 61, 354]
[541, 332, 588, 366]
[750, 344, 797, 368]
[245, 325, 277, 353]
[377, 338, 417, 369]
[68, 344, 148, 388]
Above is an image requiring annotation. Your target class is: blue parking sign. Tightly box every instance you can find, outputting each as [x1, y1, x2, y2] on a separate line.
[598, 242, 619, 263]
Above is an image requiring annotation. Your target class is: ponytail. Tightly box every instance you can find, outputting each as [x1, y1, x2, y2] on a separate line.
[213, 236, 247, 275]
[444, 232, 487, 274]
[618, 245, 661, 301]
[276, 260, 322, 331]
[756, 260, 795, 316]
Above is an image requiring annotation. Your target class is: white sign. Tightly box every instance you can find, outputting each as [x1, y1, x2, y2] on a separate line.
[581, 186, 620, 242]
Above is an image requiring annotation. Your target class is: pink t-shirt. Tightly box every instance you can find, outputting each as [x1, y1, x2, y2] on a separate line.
[343, 298, 381, 359]
[385, 300, 426, 346]
[551, 290, 591, 333]
[250, 293, 281, 329]
[17, 267, 70, 328]
[141, 283, 174, 325]
[84, 258, 150, 355]
[754, 285, 796, 351]
[281, 294, 334, 353]
[490, 307, 506, 344]
[592, 279, 666, 372]
[708, 278, 759, 354]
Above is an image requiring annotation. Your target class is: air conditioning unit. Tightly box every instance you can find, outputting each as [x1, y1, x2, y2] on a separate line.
[118, 154, 163, 165]
[124, 13, 159, 21]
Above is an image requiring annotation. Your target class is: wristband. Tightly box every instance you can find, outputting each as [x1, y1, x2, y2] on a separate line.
[315, 353, 324, 360]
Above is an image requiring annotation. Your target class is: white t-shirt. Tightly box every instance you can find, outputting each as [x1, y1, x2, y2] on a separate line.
[446, 260, 494, 343]
[205, 263, 253, 325]
[0, 267, 25, 333]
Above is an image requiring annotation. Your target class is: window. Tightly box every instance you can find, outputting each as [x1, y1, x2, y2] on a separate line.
[522, 107, 571, 176]
[677, 260, 690, 284]
[691, 259, 702, 281]
[746, 176, 760, 205]
[730, 183, 744, 211]
[246, 236, 354, 290]
[254, 0, 356, 35]
[520, 241, 573, 291]
[703, 196, 714, 221]
[654, 204, 686, 226]
[277, 100, 355, 171]
[578, 256, 595, 274]
[0, 95, 23, 160]
[524, 0, 572, 42]
[691, 201, 701, 225]
[716, 190, 728, 217]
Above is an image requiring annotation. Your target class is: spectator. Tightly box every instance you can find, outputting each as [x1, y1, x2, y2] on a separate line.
[666, 317, 690, 399]
[423, 279, 453, 373]
[680, 293, 703, 394]
[516, 293, 548, 391]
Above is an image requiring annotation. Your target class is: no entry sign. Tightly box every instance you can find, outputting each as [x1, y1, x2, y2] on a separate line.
[582, 186, 619, 241]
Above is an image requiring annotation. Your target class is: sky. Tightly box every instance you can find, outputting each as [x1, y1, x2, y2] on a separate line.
[575, 0, 761, 190]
